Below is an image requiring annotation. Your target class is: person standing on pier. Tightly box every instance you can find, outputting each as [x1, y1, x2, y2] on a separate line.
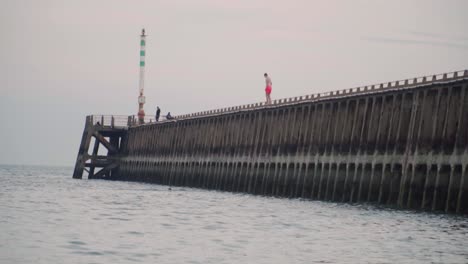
[264, 73, 272, 104]
[155, 107, 161, 122]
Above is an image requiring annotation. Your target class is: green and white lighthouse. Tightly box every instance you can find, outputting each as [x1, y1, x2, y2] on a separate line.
[137, 28, 147, 123]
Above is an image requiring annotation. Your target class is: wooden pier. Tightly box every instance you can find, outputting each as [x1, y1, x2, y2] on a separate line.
[74, 70, 468, 214]
[72, 116, 128, 179]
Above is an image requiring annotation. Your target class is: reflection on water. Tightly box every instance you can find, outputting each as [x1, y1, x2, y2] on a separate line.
[1, 165, 467, 264]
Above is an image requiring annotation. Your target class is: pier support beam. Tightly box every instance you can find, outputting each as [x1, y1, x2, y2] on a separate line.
[73, 116, 126, 179]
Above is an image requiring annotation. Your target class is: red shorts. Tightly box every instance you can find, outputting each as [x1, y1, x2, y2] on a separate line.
[265, 86, 272, 95]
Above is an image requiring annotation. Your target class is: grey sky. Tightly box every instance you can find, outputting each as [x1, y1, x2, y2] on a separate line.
[1, 0, 467, 166]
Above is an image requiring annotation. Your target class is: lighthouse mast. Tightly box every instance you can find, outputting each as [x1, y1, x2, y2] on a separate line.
[137, 28, 146, 124]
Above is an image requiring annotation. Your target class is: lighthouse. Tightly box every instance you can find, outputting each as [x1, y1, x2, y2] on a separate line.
[137, 28, 146, 124]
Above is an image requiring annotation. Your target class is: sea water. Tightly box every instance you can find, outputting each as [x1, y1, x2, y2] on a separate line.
[1, 165, 467, 263]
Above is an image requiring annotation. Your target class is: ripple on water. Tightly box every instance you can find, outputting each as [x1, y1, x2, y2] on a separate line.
[126, 231, 144, 236]
[108, 217, 131, 221]
[74, 251, 104, 256]
[69, 240, 86, 245]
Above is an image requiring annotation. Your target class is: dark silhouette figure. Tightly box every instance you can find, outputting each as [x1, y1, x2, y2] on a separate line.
[166, 112, 174, 120]
[156, 107, 161, 122]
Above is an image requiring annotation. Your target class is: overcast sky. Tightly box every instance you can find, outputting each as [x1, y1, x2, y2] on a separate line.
[1, 0, 467, 167]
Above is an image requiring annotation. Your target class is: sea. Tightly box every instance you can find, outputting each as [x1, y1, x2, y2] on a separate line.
[1, 164, 467, 264]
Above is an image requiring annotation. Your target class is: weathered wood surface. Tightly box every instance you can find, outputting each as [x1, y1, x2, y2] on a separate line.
[72, 116, 127, 179]
[77, 73, 468, 214]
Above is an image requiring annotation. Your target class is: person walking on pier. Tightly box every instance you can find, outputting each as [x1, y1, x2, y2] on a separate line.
[264, 73, 272, 104]
[155, 107, 161, 122]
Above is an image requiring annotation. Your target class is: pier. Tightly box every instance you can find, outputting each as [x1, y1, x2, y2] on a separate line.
[74, 70, 468, 214]
[72, 116, 128, 179]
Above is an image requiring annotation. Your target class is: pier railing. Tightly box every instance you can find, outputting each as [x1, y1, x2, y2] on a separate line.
[88, 115, 130, 128]
[87, 114, 170, 128]
[89, 69, 467, 127]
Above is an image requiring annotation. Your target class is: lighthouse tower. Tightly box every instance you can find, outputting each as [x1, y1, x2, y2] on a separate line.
[137, 28, 147, 124]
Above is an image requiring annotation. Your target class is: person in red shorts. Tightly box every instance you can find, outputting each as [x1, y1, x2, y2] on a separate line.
[264, 73, 272, 104]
